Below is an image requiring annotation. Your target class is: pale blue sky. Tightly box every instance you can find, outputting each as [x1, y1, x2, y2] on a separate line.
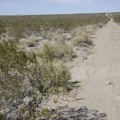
[0, 0, 120, 15]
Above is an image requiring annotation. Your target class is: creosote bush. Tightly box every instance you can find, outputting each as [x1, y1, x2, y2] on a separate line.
[29, 43, 71, 94]
[36, 42, 76, 62]
[0, 40, 71, 119]
[0, 40, 29, 119]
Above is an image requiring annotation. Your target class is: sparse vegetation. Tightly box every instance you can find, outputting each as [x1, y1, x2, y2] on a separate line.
[0, 13, 109, 39]
[71, 26, 94, 47]
[110, 12, 120, 23]
[0, 13, 110, 119]
[35, 42, 76, 62]
[114, 15, 120, 23]
[71, 34, 93, 46]
[0, 19, 6, 35]
[0, 40, 71, 119]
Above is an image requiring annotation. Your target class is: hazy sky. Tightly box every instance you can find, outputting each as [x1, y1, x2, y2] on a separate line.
[0, 0, 120, 15]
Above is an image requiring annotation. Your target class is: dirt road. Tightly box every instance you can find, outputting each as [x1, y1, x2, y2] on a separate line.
[71, 19, 120, 120]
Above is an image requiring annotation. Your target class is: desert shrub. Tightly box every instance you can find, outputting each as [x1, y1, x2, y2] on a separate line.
[28, 43, 71, 95]
[71, 27, 83, 37]
[72, 36, 84, 46]
[39, 108, 51, 119]
[36, 42, 76, 62]
[72, 34, 93, 46]
[42, 30, 53, 40]
[71, 25, 94, 47]
[53, 35, 66, 45]
[114, 14, 120, 23]
[18, 44, 71, 119]
[72, 25, 95, 36]
[0, 40, 71, 119]
[0, 19, 6, 35]
[25, 37, 36, 47]
[29, 59, 71, 96]
[0, 40, 29, 119]
[83, 25, 95, 34]
[0, 13, 109, 39]
[0, 113, 5, 120]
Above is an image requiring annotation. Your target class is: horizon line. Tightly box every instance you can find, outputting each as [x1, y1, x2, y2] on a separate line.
[0, 11, 120, 16]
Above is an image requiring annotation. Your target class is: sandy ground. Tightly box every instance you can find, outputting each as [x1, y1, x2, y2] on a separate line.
[46, 18, 120, 120]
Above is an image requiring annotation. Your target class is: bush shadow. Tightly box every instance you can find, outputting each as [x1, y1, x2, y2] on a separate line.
[50, 106, 107, 120]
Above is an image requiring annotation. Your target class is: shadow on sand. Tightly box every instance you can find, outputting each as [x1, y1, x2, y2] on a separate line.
[50, 106, 107, 120]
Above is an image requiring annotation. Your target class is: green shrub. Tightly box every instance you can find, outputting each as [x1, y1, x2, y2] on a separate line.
[39, 108, 51, 119]
[0, 113, 5, 120]
[0, 40, 29, 118]
[0, 19, 6, 35]
[0, 40, 71, 119]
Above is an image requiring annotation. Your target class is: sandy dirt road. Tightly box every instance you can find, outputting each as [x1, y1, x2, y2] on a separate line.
[71, 19, 120, 120]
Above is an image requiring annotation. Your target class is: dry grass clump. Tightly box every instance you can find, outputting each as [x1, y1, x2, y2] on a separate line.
[71, 25, 94, 47]
[72, 36, 85, 46]
[41, 30, 53, 40]
[71, 27, 83, 37]
[36, 42, 76, 62]
[29, 59, 71, 95]
[72, 25, 95, 36]
[83, 25, 95, 35]
[40, 28, 65, 41]
[71, 33, 93, 47]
